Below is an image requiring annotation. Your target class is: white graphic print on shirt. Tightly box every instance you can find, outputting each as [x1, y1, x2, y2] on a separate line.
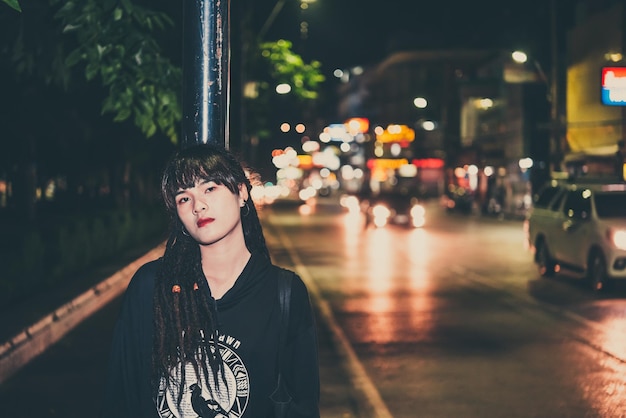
[156, 336, 249, 418]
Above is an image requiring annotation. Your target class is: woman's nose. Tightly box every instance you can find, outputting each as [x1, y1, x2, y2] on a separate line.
[193, 199, 207, 214]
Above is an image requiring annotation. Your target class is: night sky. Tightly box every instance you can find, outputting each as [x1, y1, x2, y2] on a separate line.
[261, 0, 557, 77]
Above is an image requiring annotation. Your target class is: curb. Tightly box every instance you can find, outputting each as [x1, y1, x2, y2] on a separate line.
[0, 244, 165, 384]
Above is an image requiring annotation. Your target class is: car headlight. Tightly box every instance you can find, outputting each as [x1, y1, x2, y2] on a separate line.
[611, 229, 626, 250]
[410, 204, 426, 227]
[340, 195, 360, 214]
[372, 204, 391, 218]
[410, 204, 425, 218]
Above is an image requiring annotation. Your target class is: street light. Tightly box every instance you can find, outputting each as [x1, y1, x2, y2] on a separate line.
[421, 120, 436, 131]
[511, 50, 528, 64]
[276, 83, 291, 94]
[511, 49, 556, 187]
[413, 97, 427, 109]
[512, 50, 549, 85]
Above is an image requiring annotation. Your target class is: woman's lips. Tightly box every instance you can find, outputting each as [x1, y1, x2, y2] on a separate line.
[197, 218, 215, 228]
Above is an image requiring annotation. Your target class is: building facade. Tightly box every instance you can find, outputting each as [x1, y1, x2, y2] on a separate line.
[565, 0, 626, 179]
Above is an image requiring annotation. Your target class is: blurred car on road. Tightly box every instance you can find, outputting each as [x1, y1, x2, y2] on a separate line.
[352, 190, 425, 228]
[524, 178, 626, 291]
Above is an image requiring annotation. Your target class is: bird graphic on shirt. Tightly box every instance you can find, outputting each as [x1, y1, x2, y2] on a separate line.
[190, 383, 228, 417]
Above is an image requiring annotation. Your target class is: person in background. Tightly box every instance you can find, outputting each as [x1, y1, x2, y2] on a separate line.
[101, 143, 320, 418]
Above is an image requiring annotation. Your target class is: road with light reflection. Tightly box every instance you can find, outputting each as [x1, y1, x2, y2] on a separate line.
[263, 197, 626, 418]
[3, 196, 626, 417]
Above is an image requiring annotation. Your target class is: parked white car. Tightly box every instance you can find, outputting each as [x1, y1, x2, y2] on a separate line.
[524, 179, 626, 291]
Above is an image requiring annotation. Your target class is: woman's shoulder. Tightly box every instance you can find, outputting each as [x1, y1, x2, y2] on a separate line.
[135, 257, 162, 276]
[116, 258, 162, 317]
[126, 258, 162, 293]
[271, 266, 316, 332]
[271, 265, 310, 300]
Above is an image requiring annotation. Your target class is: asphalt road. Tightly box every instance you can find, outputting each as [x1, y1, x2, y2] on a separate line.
[263, 198, 626, 417]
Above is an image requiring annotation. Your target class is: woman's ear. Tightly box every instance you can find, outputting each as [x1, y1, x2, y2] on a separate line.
[238, 184, 250, 206]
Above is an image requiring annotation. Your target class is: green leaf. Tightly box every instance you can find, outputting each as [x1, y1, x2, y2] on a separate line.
[62, 24, 81, 34]
[96, 44, 106, 58]
[85, 62, 98, 80]
[65, 49, 83, 67]
[113, 108, 131, 122]
[113, 7, 123, 21]
[2, 0, 21, 12]
[146, 123, 157, 138]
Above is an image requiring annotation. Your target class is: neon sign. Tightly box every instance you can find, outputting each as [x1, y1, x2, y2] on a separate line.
[376, 124, 415, 143]
[602, 67, 626, 106]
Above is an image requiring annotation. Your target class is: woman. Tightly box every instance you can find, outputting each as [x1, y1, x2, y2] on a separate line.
[101, 144, 320, 418]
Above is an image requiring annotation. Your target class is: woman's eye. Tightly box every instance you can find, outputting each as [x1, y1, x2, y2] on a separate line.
[205, 186, 216, 193]
[177, 197, 189, 205]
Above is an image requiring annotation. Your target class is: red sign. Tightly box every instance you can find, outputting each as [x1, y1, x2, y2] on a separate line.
[412, 158, 444, 169]
[601, 67, 626, 106]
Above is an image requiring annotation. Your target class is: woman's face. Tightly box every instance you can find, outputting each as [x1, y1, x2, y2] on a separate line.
[175, 179, 248, 247]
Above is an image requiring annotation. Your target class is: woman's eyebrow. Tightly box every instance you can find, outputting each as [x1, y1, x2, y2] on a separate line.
[175, 179, 211, 194]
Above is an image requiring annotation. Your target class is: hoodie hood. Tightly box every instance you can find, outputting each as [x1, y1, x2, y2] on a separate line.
[214, 250, 272, 311]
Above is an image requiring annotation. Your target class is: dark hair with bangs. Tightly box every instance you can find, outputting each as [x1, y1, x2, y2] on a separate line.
[152, 143, 269, 403]
[161, 144, 245, 212]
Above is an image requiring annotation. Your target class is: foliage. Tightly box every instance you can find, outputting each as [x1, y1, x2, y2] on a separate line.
[50, 0, 182, 143]
[2, 0, 20, 12]
[2, 0, 181, 143]
[258, 39, 324, 101]
[245, 39, 325, 140]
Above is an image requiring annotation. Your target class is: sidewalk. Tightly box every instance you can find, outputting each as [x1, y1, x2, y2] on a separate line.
[0, 238, 365, 417]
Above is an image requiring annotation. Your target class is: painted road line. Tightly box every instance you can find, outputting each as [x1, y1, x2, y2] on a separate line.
[272, 221, 394, 418]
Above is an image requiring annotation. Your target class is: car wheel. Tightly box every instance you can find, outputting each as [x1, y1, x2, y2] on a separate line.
[588, 252, 608, 292]
[536, 241, 555, 277]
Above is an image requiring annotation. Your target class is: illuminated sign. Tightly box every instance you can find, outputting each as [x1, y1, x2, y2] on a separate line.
[367, 158, 409, 170]
[411, 158, 444, 169]
[375, 124, 415, 143]
[297, 154, 313, 169]
[345, 118, 369, 135]
[602, 67, 626, 106]
[320, 124, 351, 142]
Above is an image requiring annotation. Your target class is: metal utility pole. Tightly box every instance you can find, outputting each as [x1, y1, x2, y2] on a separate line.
[181, 0, 230, 149]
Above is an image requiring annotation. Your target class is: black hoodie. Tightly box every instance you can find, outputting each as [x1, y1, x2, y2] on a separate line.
[101, 251, 320, 418]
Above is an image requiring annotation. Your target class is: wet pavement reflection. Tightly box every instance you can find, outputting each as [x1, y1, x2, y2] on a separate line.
[266, 197, 626, 417]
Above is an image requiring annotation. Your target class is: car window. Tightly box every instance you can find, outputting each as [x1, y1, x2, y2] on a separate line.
[562, 190, 591, 220]
[533, 185, 563, 209]
[547, 190, 565, 211]
[595, 192, 626, 218]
